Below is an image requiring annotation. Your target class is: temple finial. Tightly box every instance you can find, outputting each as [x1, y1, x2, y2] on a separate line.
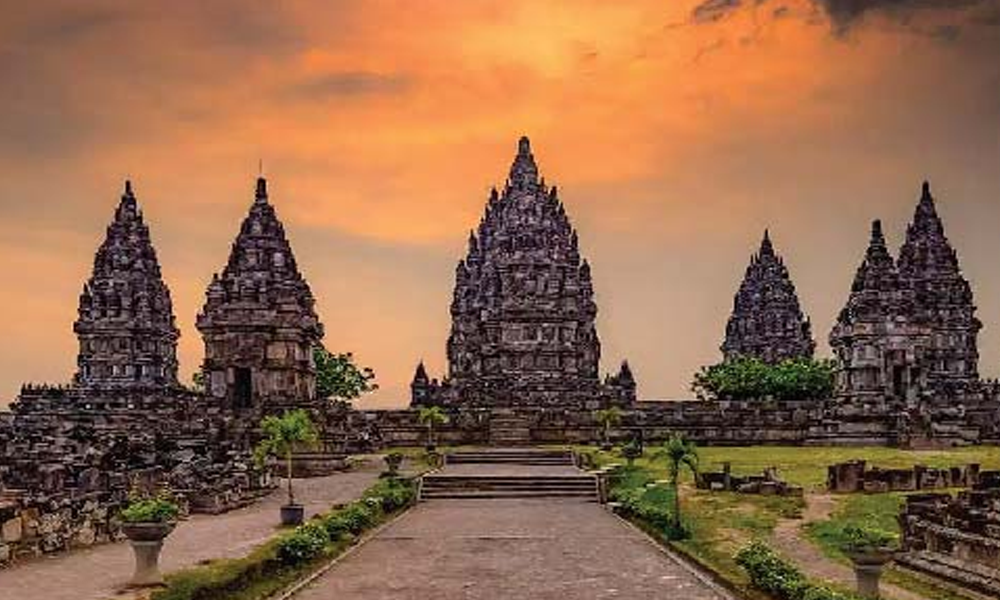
[922, 180, 931, 198]
[509, 135, 539, 189]
[255, 176, 268, 204]
[124, 179, 134, 198]
[871, 219, 885, 244]
[760, 229, 774, 256]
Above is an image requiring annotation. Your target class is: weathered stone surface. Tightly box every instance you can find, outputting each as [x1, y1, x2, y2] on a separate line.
[722, 230, 815, 363]
[832, 183, 982, 409]
[1, 517, 21, 543]
[73, 181, 180, 389]
[197, 177, 324, 411]
[412, 137, 634, 409]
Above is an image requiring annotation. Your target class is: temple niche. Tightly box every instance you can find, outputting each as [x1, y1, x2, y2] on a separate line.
[197, 177, 324, 411]
[73, 181, 180, 389]
[832, 182, 981, 407]
[411, 137, 635, 409]
[722, 230, 815, 363]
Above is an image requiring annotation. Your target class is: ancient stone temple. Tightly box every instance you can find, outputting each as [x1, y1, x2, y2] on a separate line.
[830, 220, 926, 406]
[830, 181, 983, 410]
[411, 137, 634, 409]
[722, 230, 815, 363]
[197, 177, 324, 411]
[896, 182, 981, 394]
[73, 181, 180, 388]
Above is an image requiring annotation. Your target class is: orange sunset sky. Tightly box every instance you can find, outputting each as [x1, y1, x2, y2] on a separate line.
[1, 0, 998, 408]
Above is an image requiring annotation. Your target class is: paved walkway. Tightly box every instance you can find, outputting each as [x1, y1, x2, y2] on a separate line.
[0, 463, 380, 600]
[292, 469, 730, 599]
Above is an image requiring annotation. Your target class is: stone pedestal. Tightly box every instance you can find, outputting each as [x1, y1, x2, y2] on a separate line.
[122, 522, 175, 587]
[850, 551, 892, 599]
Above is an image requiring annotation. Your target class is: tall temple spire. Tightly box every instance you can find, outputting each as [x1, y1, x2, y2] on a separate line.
[413, 136, 633, 408]
[74, 180, 180, 388]
[197, 176, 324, 410]
[897, 180, 980, 387]
[722, 230, 814, 363]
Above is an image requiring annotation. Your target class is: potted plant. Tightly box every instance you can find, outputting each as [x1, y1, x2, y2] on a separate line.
[383, 451, 404, 477]
[254, 409, 319, 526]
[119, 490, 180, 587]
[417, 406, 449, 452]
[840, 525, 897, 599]
[593, 407, 622, 451]
[621, 439, 642, 467]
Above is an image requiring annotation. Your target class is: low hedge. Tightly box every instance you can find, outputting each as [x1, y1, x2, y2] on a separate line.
[735, 540, 860, 600]
[153, 477, 416, 600]
[609, 466, 688, 540]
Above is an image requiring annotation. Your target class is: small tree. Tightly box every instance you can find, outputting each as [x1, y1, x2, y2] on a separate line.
[661, 434, 699, 534]
[417, 406, 449, 450]
[593, 407, 622, 448]
[313, 347, 378, 404]
[255, 409, 319, 506]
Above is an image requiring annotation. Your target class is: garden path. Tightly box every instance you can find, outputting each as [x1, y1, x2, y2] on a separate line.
[0, 460, 382, 600]
[289, 461, 734, 600]
[770, 492, 928, 600]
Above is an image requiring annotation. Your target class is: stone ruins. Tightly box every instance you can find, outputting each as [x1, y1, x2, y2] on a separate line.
[831, 183, 983, 410]
[197, 177, 325, 413]
[410, 137, 635, 410]
[722, 230, 816, 363]
[1, 139, 999, 569]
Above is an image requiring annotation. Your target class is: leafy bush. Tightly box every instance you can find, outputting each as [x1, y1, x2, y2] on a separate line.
[839, 525, 896, 554]
[121, 492, 180, 523]
[609, 469, 688, 540]
[692, 357, 835, 401]
[735, 540, 860, 600]
[276, 522, 327, 566]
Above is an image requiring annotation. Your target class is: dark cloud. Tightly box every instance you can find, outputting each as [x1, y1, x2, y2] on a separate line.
[814, 0, 996, 34]
[692, 0, 744, 23]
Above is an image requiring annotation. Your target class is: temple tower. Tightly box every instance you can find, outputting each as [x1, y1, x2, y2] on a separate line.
[722, 231, 815, 363]
[896, 181, 981, 391]
[412, 137, 633, 408]
[196, 177, 324, 411]
[73, 181, 180, 388]
[830, 220, 926, 405]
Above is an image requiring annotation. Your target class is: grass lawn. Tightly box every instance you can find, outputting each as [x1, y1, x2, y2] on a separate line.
[580, 443, 999, 598]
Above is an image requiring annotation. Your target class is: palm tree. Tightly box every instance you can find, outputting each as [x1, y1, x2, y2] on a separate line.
[661, 434, 699, 534]
[417, 406, 449, 450]
[593, 407, 622, 449]
[254, 409, 319, 507]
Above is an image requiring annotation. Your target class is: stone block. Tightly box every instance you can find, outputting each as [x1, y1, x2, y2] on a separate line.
[1, 517, 22, 543]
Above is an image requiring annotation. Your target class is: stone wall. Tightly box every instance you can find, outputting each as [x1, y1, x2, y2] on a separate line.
[361, 396, 1000, 448]
[0, 385, 273, 567]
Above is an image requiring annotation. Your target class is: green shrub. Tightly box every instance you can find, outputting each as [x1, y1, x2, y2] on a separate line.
[276, 522, 327, 566]
[609, 470, 688, 540]
[121, 493, 180, 523]
[692, 357, 835, 401]
[735, 540, 860, 600]
[839, 525, 896, 554]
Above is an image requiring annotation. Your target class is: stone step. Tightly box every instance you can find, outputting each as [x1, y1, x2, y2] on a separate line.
[420, 490, 598, 501]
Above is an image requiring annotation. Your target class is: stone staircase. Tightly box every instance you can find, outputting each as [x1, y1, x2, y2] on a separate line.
[419, 449, 599, 501]
[488, 410, 532, 445]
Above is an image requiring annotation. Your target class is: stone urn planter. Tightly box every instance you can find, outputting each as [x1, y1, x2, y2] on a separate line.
[848, 549, 894, 599]
[383, 452, 404, 477]
[280, 503, 305, 526]
[122, 521, 176, 587]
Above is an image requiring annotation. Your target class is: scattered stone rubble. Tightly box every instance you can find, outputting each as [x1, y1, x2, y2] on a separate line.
[698, 463, 803, 497]
[827, 460, 988, 494]
[898, 479, 1000, 597]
